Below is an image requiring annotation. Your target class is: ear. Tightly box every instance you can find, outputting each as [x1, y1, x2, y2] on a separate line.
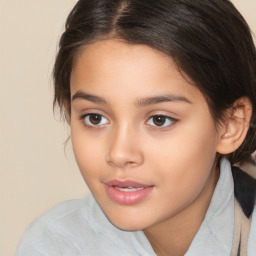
[216, 97, 252, 155]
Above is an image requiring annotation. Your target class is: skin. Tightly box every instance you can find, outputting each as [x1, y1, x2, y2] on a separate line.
[69, 39, 228, 256]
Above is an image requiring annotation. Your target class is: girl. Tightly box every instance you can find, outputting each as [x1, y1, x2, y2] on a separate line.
[16, 0, 256, 255]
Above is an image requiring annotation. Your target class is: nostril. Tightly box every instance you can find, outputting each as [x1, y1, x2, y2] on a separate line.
[126, 161, 138, 167]
[106, 154, 143, 169]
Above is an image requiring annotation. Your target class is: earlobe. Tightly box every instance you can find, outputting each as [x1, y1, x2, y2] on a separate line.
[216, 97, 252, 155]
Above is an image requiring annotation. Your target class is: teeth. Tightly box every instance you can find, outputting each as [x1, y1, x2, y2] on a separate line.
[114, 186, 144, 192]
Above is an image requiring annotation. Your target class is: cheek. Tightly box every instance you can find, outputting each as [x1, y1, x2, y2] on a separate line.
[145, 117, 218, 193]
[71, 125, 104, 178]
[146, 124, 217, 166]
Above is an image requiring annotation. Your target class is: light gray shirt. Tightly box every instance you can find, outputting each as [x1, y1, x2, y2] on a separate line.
[15, 158, 256, 255]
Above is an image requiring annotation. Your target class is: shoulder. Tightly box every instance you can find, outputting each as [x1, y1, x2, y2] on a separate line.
[28, 195, 92, 231]
[232, 166, 256, 255]
[15, 194, 151, 256]
[15, 195, 94, 256]
[248, 203, 256, 254]
[232, 166, 256, 218]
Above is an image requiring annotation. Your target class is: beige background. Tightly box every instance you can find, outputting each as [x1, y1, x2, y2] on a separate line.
[0, 1, 255, 255]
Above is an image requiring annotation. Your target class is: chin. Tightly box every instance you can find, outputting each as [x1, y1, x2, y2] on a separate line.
[111, 220, 146, 232]
[105, 213, 149, 231]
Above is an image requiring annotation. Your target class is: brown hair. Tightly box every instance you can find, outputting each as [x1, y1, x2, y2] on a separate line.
[53, 0, 256, 166]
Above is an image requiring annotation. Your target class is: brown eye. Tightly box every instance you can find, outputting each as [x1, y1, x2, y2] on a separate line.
[89, 114, 102, 125]
[147, 115, 175, 128]
[83, 114, 109, 126]
[152, 115, 167, 126]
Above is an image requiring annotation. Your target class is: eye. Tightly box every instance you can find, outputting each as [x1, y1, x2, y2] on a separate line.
[82, 113, 109, 127]
[147, 115, 175, 127]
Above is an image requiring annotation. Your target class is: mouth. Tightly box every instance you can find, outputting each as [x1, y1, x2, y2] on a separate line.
[114, 186, 144, 192]
[104, 180, 154, 205]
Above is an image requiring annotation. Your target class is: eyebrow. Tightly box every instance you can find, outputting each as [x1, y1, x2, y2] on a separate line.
[136, 94, 192, 106]
[72, 91, 192, 106]
[72, 91, 107, 105]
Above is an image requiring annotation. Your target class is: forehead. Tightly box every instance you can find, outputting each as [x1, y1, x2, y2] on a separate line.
[70, 39, 203, 103]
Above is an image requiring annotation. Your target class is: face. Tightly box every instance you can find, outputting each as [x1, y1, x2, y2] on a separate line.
[70, 39, 221, 231]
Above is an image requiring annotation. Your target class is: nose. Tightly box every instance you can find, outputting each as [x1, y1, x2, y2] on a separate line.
[105, 124, 144, 169]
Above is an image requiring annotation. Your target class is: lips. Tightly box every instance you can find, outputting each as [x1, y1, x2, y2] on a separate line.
[114, 187, 144, 192]
[104, 180, 154, 205]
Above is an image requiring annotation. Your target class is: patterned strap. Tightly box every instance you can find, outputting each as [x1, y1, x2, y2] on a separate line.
[231, 199, 252, 256]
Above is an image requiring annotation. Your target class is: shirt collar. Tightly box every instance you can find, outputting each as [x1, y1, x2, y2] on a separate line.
[185, 158, 235, 255]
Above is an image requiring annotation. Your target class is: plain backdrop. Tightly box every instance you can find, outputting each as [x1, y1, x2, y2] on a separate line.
[0, 1, 255, 255]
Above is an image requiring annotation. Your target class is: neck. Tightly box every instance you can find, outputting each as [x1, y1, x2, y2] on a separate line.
[144, 166, 219, 256]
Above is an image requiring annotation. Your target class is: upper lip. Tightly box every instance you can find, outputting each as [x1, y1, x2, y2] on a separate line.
[104, 180, 153, 188]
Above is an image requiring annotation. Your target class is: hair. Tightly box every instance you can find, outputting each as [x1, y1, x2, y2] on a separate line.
[53, 0, 256, 166]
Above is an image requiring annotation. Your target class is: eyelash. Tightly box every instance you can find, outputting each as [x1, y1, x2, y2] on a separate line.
[79, 113, 109, 128]
[79, 113, 177, 130]
[146, 115, 177, 129]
